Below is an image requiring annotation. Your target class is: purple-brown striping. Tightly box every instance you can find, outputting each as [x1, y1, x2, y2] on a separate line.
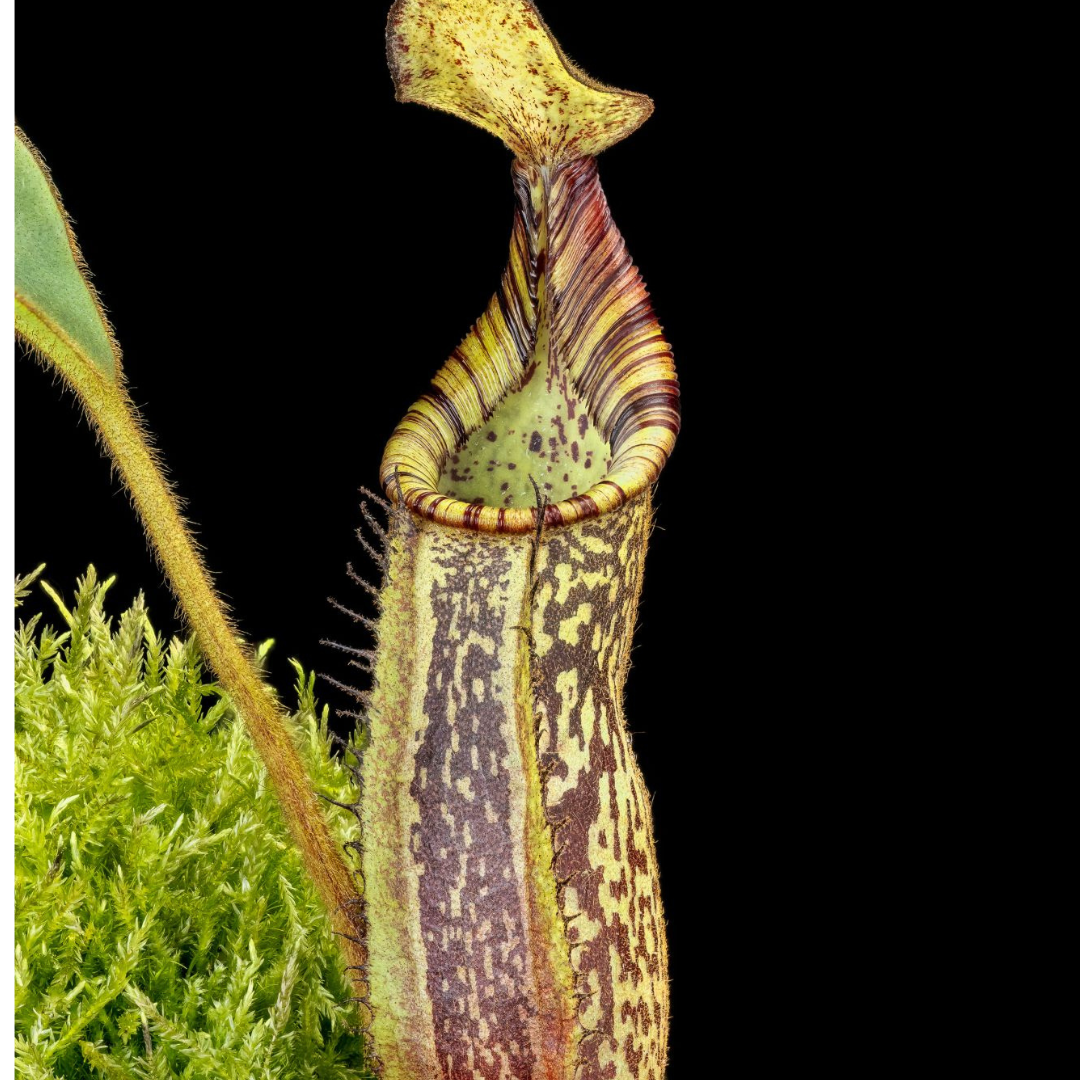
[382, 151, 678, 534]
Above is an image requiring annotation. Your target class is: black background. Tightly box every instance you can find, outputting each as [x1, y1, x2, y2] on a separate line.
[17, 5, 981, 1069]
[14, 2, 740, 1068]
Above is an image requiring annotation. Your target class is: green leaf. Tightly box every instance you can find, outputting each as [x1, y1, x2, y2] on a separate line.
[14, 128, 120, 382]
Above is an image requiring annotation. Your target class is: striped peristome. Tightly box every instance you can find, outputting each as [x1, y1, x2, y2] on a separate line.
[381, 1, 679, 534]
[347, 3, 679, 1077]
[382, 156, 678, 535]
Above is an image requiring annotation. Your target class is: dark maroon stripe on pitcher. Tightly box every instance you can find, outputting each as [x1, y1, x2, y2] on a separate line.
[411, 534, 537, 1079]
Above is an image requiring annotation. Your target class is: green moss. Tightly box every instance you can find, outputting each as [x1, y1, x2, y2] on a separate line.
[13, 567, 374, 1079]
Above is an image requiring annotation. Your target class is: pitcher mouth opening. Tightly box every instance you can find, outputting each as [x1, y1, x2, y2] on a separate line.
[381, 383, 676, 534]
[380, 156, 679, 534]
